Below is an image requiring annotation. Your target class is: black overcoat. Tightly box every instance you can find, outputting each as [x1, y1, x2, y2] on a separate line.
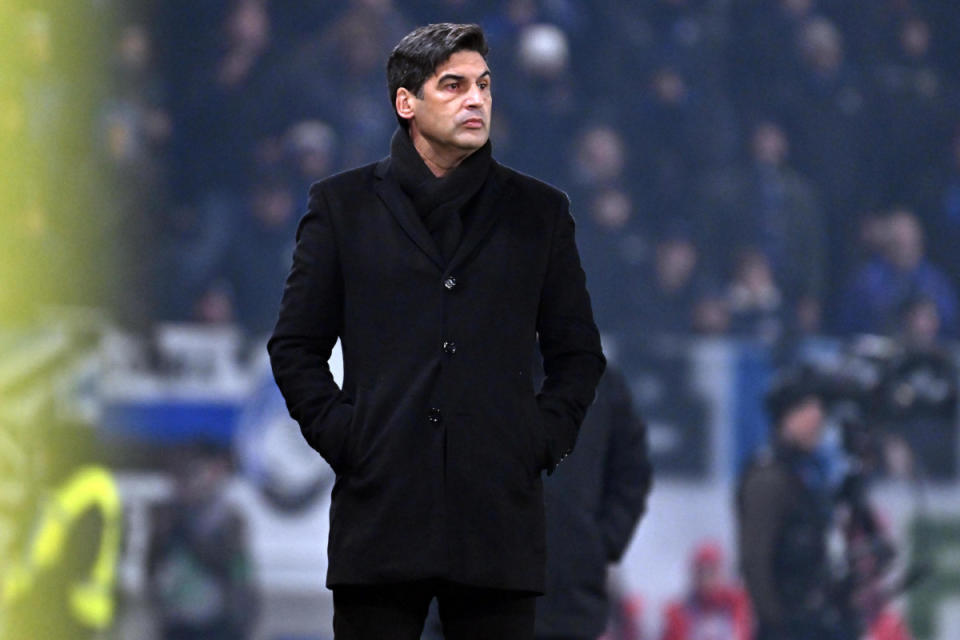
[267, 155, 606, 593]
[536, 366, 652, 637]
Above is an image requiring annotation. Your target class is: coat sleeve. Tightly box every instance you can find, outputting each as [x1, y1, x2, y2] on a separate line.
[598, 370, 652, 562]
[267, 182, 354, 474]
[535, 194, 607, 474]
[737, 465, 789, 630]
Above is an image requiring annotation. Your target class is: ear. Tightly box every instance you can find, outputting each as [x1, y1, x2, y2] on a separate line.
[395, 87, 417, 123]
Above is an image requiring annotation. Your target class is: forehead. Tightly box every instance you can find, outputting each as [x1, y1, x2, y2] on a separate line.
[431, 50, 489, 78]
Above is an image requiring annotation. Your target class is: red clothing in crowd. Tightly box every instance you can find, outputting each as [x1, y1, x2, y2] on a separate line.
[660, 586, 751, 640]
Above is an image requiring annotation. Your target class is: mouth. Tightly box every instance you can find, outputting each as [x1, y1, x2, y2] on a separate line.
[461, 117, 485, 129]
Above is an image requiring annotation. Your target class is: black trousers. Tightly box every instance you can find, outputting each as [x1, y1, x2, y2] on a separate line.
[332, 579, 537, 640]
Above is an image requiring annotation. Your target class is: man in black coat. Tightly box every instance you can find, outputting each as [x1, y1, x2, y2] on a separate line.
[737, 369, 855, 640]
[535, 364, 652, 640]
[267, 23, 606, 640]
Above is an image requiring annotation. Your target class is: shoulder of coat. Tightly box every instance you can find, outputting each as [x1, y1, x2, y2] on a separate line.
[494, 163, 568, 206]
[741, 448, 789, 486]
[309, 160, 381, 195]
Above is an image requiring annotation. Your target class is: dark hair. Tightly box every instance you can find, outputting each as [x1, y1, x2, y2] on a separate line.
[764, 366, 823, 427]
[387, 23, 489, 129]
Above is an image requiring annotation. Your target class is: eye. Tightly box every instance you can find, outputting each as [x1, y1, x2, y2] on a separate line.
[446, 82, 459, 91]
[478, 81, 489, 90]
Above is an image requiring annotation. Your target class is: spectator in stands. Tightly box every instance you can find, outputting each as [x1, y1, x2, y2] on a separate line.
[281, 119, 339, 202]
[633, 223, 703, 337]
[597, 0, 730, 98]
[698, 120, 826, 305]
[279, 0, 409, 169]
[776, 16, 872, 292]
[600, 586, 646, 640]
[727, 248, 785, 345]
[498, 23, 577, 184]
[226, 173, 300, 337]
[691, 286, 731, 336]
[567, 124, 648, 335]
[660, 541, 751, 640]
[193, 280, 237, 326]
[899, 294, 942, 351]
[101, 21, 172, 327]
[162, 192, 241, 321]
[167, 0, 278, 197]
[883, 294, 960, 481]
[839, 209, 958, 337]
[633, 62, 738, 221]
[871, 13, 952, 207]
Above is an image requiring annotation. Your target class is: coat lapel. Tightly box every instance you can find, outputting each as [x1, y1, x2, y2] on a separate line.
[374, 157, 445, 271]
[445, 163, 510, 276]
[373, 157, 512, 276]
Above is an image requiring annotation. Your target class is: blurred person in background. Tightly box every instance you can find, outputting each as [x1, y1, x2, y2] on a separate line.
[164, 0, 278, 199]
[726, 248, 785, 345]
[871, 13, 952, 208]
[499, 22, 577, 184]
[276, 0, 409, 169]
[877, 294, 960, 480]
[660, 541, 751, 640]
[566, 123, 648, 336]
[601, 588, 646, 640]
[160, 192, 242, 322]
[99, 19, 171, 328]
[776, 15, 871, 295]
[535, 364, 652, 640]
[147, 442, 258, 640]
[691, 285, 731, 337]
[268, 23, 604, 639]
[225, 172, 300, 337]
[839, 208, 958, 337]
[282, 119, 339, 201]
[898, 294, 943, 351]
[737, 369, 856, 640]
[698, 120, 826, 310]
[634, 62, 738, 225]
[633, 223, 703, 337]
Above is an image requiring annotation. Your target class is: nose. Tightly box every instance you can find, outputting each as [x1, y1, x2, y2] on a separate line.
[464, 84, 484, 107]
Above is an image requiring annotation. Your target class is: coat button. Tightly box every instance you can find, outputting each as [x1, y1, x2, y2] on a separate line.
[442, 341, 457, 355]
[427, 407, 442, 424]
[443, 276, 457, 290]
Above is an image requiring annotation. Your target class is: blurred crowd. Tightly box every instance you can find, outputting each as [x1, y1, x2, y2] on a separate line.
[90, 0, 960, 354]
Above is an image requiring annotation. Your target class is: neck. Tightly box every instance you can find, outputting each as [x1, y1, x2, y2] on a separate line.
[777, 437, 812, 455]
[409, 125, 475, 177]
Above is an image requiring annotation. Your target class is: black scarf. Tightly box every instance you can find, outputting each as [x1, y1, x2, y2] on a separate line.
[389, 127, 493, 263]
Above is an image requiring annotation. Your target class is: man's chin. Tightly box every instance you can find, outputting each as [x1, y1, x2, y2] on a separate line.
[453, 131, 489, 150]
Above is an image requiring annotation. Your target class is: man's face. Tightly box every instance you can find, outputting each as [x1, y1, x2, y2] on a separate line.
[405, 50, 492, 153]
[781, 396, 824, 451]
[885, 212, 924, 271]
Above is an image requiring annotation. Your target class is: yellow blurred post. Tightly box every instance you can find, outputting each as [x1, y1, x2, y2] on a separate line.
[0, 0, 117, 637]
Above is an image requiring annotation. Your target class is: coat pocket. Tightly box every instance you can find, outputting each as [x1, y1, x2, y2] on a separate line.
[340, 383, 372, 475]
[521, 393, 548, 476]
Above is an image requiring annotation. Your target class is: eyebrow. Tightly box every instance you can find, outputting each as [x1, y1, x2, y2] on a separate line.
[437, 70, 492, 85]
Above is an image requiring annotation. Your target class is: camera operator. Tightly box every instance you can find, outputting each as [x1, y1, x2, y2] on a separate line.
[736, 370, 857, 640]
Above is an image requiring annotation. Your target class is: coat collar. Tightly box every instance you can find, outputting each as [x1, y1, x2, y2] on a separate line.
[374, 156, 510, 275]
